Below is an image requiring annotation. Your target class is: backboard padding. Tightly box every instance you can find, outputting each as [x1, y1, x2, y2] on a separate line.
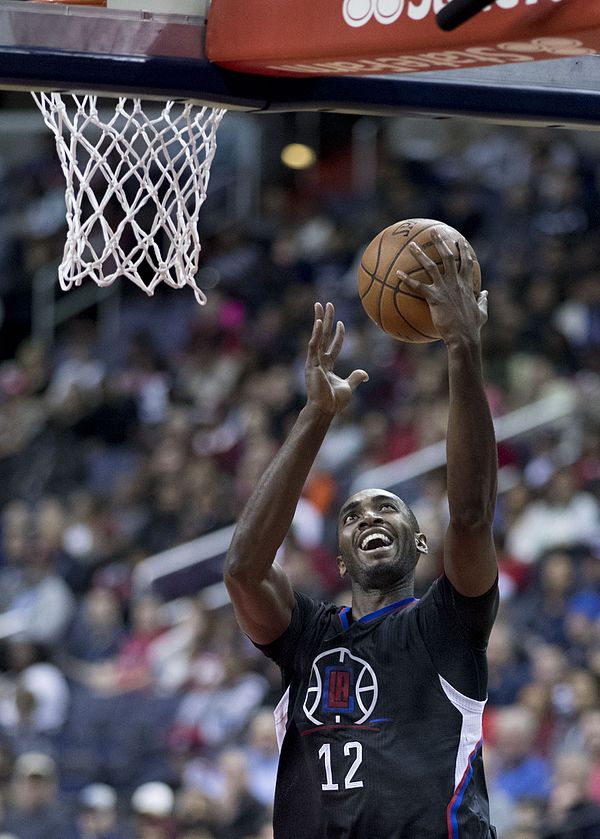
[1, 0, 600, 128]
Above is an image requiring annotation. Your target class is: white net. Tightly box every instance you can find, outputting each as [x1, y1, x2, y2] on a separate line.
[32, 93, 226, 304]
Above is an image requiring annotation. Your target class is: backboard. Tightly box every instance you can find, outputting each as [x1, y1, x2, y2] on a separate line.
[0, 0, 600, 128]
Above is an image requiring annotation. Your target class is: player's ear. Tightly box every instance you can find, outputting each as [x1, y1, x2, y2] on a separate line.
[337, 555, 348, 577]
[415, 532, 428, 555]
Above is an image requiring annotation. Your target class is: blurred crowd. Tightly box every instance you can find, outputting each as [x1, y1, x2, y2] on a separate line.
[0, 113, 599, 838]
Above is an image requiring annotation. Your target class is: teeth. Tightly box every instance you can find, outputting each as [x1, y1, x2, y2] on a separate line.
[360, 532, 392, 550]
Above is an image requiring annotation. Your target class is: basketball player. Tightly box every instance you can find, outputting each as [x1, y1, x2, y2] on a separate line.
[224, 227, 498, 838]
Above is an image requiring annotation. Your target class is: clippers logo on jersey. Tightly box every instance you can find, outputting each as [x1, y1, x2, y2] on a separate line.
[342, 0, 564, 28]
[324, 666, 354, 713]
[303, 648, 378, 725]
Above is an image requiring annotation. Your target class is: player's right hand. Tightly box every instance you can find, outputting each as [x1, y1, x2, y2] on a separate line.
[305, 302, 369, 417]
[399, 228, 487, 346]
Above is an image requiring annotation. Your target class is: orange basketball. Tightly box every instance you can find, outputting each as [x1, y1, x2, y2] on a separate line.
[358, 218, 481, 343]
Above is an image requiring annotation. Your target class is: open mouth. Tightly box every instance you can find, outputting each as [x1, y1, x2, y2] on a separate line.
[358, 530, 394, 552]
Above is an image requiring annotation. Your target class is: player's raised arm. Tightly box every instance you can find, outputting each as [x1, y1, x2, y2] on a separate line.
[400, 228, 497, 596]
[224, 302, 369, 645]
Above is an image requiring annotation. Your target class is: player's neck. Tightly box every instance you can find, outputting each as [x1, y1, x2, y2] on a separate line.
[350, 581, 415, 620]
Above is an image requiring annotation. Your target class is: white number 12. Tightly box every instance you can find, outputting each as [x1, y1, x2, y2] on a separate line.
[318, 742, 364, 791]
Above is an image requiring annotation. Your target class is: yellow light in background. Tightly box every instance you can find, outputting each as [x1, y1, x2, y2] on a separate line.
[281, 143, 317, 170]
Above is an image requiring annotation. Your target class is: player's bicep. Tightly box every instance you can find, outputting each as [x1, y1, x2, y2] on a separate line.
[443, 522, 497, 597]
[225, 562, 295, 646]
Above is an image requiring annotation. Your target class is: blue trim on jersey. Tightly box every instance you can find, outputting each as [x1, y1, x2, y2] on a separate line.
[359, 597, 418, 623]
[448, 740, 482, 839]
[339, 607, 351, 630]
[338, 597, 417, 628]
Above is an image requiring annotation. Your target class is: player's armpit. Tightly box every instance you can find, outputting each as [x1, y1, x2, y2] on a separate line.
[224, 562, 295, 646]
[443, 521, 497, 598]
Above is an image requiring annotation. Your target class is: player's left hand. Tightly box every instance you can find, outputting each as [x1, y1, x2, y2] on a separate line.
[305, 301, 369, 417]
[397, 227, 488, 345]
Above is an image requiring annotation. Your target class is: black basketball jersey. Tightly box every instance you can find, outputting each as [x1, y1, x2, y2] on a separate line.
[257, 574, 499, 839]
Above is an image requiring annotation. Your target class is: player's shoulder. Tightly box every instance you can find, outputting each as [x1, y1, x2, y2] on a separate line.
[417, 573, 498, 608]
[253, 590, 339, 665]
[291, 590, 343, 637]
[414, 574, 448, 611]
[295, 589, 340, 616]
[415, 573, 499, 644]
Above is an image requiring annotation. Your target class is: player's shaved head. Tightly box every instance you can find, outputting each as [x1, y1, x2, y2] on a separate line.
[339, 488, 419, 533]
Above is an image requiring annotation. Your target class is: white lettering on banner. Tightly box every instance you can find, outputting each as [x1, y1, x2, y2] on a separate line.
[343, 0, 376, 27]
[498, 37, 595, 56]
[269, 37, 593, 75]
[343, 0, 562, 27]
[407, 0, 431, 20]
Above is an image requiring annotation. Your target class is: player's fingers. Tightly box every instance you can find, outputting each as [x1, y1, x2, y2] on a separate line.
[325, 320, 344, 365]
[398, 270, 434, 299]
[322, 301, 335, 349]
[432, 228, 456, 276]
[457, 237, 474, 281]
[408, 242, 442, 284]
[346, 369, 369, 391]
[307, 311, 324, 366]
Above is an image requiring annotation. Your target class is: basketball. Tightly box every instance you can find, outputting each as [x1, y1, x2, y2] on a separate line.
[358, 218, 481, 343]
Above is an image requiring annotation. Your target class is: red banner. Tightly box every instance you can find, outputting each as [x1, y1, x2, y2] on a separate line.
[206, 0, 600, 77]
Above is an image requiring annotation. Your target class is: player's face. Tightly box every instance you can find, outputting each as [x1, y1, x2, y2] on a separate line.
[337, 488, 426, 589]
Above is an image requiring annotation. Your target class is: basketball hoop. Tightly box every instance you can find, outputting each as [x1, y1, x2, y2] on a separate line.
[32, 92, 226, 304]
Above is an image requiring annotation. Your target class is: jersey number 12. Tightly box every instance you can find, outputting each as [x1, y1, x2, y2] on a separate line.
[318, 742, 364, 790]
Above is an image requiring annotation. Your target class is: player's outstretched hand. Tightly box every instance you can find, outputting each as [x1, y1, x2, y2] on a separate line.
[398, 227, 488, 345]
[305, 302, 369, 417]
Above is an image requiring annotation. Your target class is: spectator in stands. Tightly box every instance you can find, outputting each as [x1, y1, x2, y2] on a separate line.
[208, 749, 266, 839]
[506, 466, 600, 565]
[508, 550, 576, 649]
[0, 536, 75, 646]
[46, 330, 105, 408]
[0, 685, 54, 759]
[554, 272, 600, 368]
[0, 638, 70, 738]
[563, 590, 600, 668]
[499, 798, 544, 839]
[70, 782, 128, 839]
[69, 595, 167, 696]
[542, 751, 600, 839]
[130, 782, 175, 839]
[567, 667, 599, 719]
[242, 708, 279, 809]
[486, 620, 532, 708]
[0, 501, 31, 584]
[173, 787, 216, 838]
[489, 705, 552, 805]
[0, 752, 71, 839]
[0, 362, 46, 463]
[64, 587, 125, 664]
[173, 652, 269, 753]
[577, 710, 600, 805]
[116, 330, 170, 427]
